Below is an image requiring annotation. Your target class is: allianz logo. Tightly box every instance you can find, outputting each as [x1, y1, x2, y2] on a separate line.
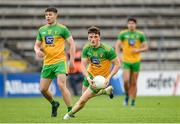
[5, 80, 56, 95]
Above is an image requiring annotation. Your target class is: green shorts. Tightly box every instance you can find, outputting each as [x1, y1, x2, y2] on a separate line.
[41, 61, 68, 79]
[122, 61, 141, 72]
[82, 74, 101, 94]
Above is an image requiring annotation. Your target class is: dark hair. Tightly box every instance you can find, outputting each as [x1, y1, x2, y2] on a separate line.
[127, 18, 137, 24]
[88, 26, 100, 35]
[45, 7, 58, 13]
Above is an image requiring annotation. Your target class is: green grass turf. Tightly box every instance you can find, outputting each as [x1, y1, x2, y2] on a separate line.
[0, 96, 180, 123]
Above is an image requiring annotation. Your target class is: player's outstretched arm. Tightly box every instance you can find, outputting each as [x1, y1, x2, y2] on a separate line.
[115, 40, 122, 58]
[132, 42, 148, 53]
[81, 58, 94, 86]
[139, 42, 149, 52]
[66, 36, 76, 69]
[34, 40, 44, 58]
[81, 58, 89, 78]
[105, 57, 120, 86]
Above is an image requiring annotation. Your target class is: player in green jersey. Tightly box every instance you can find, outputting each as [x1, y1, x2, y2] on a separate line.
[63, 26, 120, 120]
[34, 7, 75, 117]
[115, 18, 148, 106]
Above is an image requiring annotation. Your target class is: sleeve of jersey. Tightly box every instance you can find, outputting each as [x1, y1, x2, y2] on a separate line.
[140, 33, 147, 43]
[36, 30, 42, 41]
[62, 26, 71, 39]
[107, 48, 117, 60]
[81, 46, 88, 58]
[117, 32, 124, 41]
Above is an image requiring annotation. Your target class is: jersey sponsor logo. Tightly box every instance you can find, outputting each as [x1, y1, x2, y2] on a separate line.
[90, 56, 100, 64]
[128, 39, 135, 46]
[45, 36, 54, 44]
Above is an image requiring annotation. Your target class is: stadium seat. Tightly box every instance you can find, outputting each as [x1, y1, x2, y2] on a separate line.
[0, 0, 180, 70]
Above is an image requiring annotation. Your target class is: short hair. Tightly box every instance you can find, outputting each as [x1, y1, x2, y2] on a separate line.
[127, 18, 137, 24]
[88, 26, 100, 35]
[45, 7, 58, 13]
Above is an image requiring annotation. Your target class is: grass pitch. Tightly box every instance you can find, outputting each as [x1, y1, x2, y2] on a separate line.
[0, 96, 179, 123]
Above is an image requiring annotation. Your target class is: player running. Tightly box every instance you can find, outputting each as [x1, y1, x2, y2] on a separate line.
[34, 7, 75, 117]
[115, 18, 148, 106]
[63, 26, 120, 120]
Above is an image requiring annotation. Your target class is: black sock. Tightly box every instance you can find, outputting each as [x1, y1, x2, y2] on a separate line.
[125, 92, 129, 98]
[131, 99, 135, 105]
[68, 107, 72, 112]
[51, 100, 55, 106]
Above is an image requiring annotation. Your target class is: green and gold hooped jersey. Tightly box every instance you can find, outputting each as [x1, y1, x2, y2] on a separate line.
[36, 23, 71, 65]
[82, 43, 117, 78]
[117, 29, 146, 63]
